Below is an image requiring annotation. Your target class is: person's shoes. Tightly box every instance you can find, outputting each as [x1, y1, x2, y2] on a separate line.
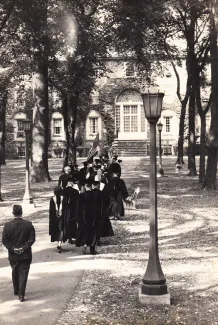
[57, 246, 62, 253]
[19, 296, 25, 302]
[90, 250, 99, 255]
[14, 291, 19, 296]
[96, 240, 101, 246]
[82, 245, 87, 254]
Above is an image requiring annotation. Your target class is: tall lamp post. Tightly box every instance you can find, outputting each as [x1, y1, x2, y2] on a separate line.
[22, 119, 34, 206]
[157, 122, 164, 176]
[0, 129, 4, 202]
[139, 92, 170, 305]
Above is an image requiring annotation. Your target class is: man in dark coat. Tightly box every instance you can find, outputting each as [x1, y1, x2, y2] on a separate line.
[108, 172, 129, 220]
[76, 179, 102, 254]
[2, 205, 35, 302]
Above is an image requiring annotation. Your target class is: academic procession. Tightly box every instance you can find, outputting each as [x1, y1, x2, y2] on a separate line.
[0, 133, 139, 305]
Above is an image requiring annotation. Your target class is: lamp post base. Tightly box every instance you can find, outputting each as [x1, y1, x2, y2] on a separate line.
[139, 284, 171, 305]
[22, 198, 34, 204]
[22, 200, 35, 215]
[22, 194, 35, 209]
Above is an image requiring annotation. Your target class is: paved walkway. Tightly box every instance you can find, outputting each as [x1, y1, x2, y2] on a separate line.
[0, 217, 91, 325]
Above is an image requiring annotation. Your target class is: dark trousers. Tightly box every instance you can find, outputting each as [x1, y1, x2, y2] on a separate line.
[10, 260, 31, 297]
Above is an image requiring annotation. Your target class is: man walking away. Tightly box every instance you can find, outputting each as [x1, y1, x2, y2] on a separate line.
[2, 205, 35, 302]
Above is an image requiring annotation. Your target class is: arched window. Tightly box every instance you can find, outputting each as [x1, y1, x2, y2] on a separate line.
[115, 89, 147, 140]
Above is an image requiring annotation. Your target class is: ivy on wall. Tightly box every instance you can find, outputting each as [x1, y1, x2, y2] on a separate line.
[93, 103, 116, 146]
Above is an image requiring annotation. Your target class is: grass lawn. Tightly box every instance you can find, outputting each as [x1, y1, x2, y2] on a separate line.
[1, 157, 218, 325]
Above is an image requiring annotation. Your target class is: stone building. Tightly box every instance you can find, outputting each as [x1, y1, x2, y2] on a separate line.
[4, 58, 210, 158]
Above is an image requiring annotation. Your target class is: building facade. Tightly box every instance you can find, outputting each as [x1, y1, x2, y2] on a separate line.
[5, 59, 210, 158]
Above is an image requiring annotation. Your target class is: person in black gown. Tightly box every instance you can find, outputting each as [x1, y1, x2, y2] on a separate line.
[80, 161, 88, 186]
[49, 186, 64, 253]
[76, 179, 102, 255]
[94, 179, 114, 246]
[108, 171, 129, 220]
[58, 166, 72, 189]
[62, 178, 80, 245]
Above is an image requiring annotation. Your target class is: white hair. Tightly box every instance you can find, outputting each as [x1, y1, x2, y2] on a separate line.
[64, 166, 71, 173]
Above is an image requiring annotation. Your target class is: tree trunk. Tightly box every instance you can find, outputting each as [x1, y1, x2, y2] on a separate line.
[187, 88, 197, 175]
[204, 1, 218, 189]
[31, 61, 51, 182]
[176, 100, 187, 165]
[199, 114, 206, 183]
[62, 96, 70, 170]
[30, 0, 50, 182]
[204, 146, 217, 189]
[69, 93, 79, 165]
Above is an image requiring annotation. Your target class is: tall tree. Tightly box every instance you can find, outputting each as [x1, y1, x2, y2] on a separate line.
[164, 1, 210, 175]
[203, 0, 218, 189]
[20, 0, 51, 182]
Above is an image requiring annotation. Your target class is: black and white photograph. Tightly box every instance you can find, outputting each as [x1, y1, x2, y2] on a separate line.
[0, 0, 218, 324]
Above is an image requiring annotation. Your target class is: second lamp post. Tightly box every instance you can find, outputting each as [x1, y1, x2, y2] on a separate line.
[139, 91, 170, 305]
[22, 119, 34, 206]
[157, 122, 164, 176]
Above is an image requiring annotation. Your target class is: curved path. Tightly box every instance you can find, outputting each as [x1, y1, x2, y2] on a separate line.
[0, 217, 90, 325]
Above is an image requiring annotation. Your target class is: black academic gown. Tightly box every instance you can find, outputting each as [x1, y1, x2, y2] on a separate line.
[49, 196, 63, 242]
[62, 187, 79, 241]
[58, 173, 72, 189]
[79, 167, 87, 186]
[97, 184, 114, 238]
[108, 162, 122, 178]
[76, 190, 102, 247]
[108, 177, 129, 218]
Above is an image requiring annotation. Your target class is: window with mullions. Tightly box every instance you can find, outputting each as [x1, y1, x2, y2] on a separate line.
[115, 106, 121, 131]
[89, 117, 98, 134]
[53, 119, 62, 136]
[123, 105, 138, 132]
[17, 120, 24, 131]
[125, 62, 135, 77]
[17, 120, 25, 137]
[165, 117, 171, 132]
[16, 91, 25, 107]
[141, 105, 146, 132]
[17, 146, 26, 157]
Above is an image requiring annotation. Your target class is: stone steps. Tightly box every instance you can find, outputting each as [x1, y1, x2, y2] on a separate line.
[117, 140, 148, 156]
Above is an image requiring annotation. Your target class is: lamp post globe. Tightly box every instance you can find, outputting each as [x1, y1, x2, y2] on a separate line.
[139, 91, 170, 305]
[157, 122, 163, 133]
